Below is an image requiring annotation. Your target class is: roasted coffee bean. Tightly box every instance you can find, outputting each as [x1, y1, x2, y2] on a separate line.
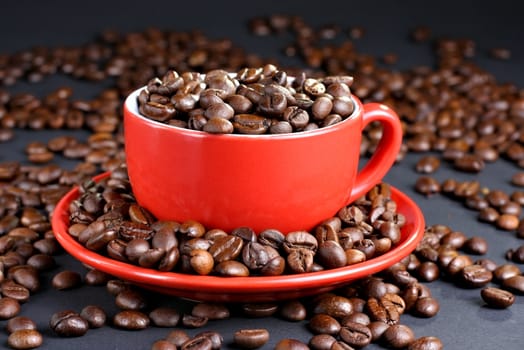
[115, 289, 147, 310]
[149, 307, 180, 327]
[316, 240, 347, 269]
[382, 324, 415, 349]
[181, 314, 208, 328]
[181, 336, 213, 350]
[274, 339, 309, 350]
[501, 275, 524, 294]
[241, 303, 278, 318]
[113, 310, 150, 330]
[309, 334, 337, 350]
[192, 303, 230, 320]
[214, 260, 250, 277]
[209, 235, 243, 263]
[52, 270, 82, 290]
[80, 305, 106, 328]
[458, 264, 492, 288]
[493, 264, 521, 281]
[313, 295, 353, 318]
[49, 310, 89, 337]
[84, 269, 111, 285]
[27, 253, 55, 271]
[166, 330, 191, 347]
[407, 336, 443, 350]
[412, 297, 440, 318]
[0, 297, 21, 319]
[233, 329, 270, 349]
[339, 321, 372, 348]
[496, 214, 520, 230]
[7, 329, 43, 350]
[366, 296, 400, 325]
[279, 300, 307, 321]
[481, 287, 515, 308]
[6, 316, 37, 334]
[462, 236, 488, 255]
[308, 314, 341, 335]
[233, 114, 270, 134]
[1, 280, 30, 302]
[9, 265, 40, 292]
[368, 321, 389, 342]
[151, 340, 177, 350]
[415, 176, 441, 195]
[194, 331, 223, 350]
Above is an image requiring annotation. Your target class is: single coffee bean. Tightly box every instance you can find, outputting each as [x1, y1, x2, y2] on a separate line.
[151, 340, 177, 350]
[368, 321, 389, 342]
[493, 264, 521, 281]
[339, 321, 372, 348]
[149, 307, 180, 327]
[382, 324, 415, 349]
[84, 269, 111, 285]
[458, 264, 492, 288]
[113, 310, 150, 330]
[165, 330, 191, 347]
[316, 240, 347, 269]
[52, 270, 82, 290]
[202, 117, 234, 134]
[233, 328, 270, 349]
[6, 316, 37, 334]
[274, 339, 309, 350]
[501, 275, 524, 294]
[115, 289, 147, 310]
[412, 297, 440, 318]
[181, 314, 208, 328]
[407, 336, 443, 350]
[462, 236, 488, 255]
[313, 295, 353, 318]
[415, 156, 440, 173]
[309, 334, 337, 350]
[0, 297, 21, 319]
[49, 310, 89, 337]
[180, 336, 213, 350]
[192, 303, 230, 320]
[194, 331, 223, 350]
[481, 287, 515, 308]
[241, 303, 278, 318]
[7, 329, 43, 350]
[279, 300, 307, 321]
[308, 314, 341, 335]
[80, 305, 106, 328]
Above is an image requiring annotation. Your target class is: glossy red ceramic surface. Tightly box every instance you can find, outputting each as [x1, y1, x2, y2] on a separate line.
[123, 88, 403, 233]
[52, 173, 424, 303]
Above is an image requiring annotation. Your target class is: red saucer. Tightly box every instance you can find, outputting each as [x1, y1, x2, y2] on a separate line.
[51, 173, 425, 303]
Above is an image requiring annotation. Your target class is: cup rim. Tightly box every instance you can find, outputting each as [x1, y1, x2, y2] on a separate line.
[124, 86, 362, 139]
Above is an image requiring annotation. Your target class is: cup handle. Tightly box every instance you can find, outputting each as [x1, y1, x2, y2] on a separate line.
[349, 103, 403, 201]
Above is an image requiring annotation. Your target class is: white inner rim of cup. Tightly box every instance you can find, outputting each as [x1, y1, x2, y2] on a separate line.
[125, 77, 361, 139]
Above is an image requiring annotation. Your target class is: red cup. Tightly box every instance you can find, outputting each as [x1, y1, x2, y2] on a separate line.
[124, 88, 403, 233]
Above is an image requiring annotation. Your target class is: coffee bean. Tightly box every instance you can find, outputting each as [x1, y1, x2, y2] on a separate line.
[6, 316, 37, 334]
[7, 329, 43, 350]
[412, 297, 440, 318]
[496, 214, 520, 230]
[0, 297, 21, 319]
[274, 339, 309, 350]
[241, 303, 278, 318]
[84, 269, 111, 285]
[408, 336, 443, 350]
[308, 314, 341, 335]
[191, 303, 230, 320]
[76, 306, 105, 329]
[113, 310, 150, 330]
[313, 295, 353, 318]
[166, 330, 191, 347]
[49, 310, 89, 337]
[339, 321, 372, 348]
[181, 314, 208, 328]
[382, 324, 415, 349]
[279, 300, 307, 321]
[151, 340, 177, 350]
[309, 334, 337, 350]
[316, 240, 347, 269]
[52, 270, 82, 290]
[115, 289, 147, 310]
[233, 329, 270, 349]
[458, 264, 492, 288]
[202, 117, 234, 134]
[501, 275, 524, 294]
[481, 287, 515, 308]
[180, 336, 213, 350]
[415, 176, 441, 196]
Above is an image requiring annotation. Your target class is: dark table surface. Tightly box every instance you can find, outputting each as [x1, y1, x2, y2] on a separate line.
[1, 0, 524, 349]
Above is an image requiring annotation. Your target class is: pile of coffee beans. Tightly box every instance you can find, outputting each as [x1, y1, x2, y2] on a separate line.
[137, 67, 355, 134]
[68, 168, 404, 275]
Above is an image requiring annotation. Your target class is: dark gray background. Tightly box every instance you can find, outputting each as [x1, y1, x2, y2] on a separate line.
[1, 0, 524, 349]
